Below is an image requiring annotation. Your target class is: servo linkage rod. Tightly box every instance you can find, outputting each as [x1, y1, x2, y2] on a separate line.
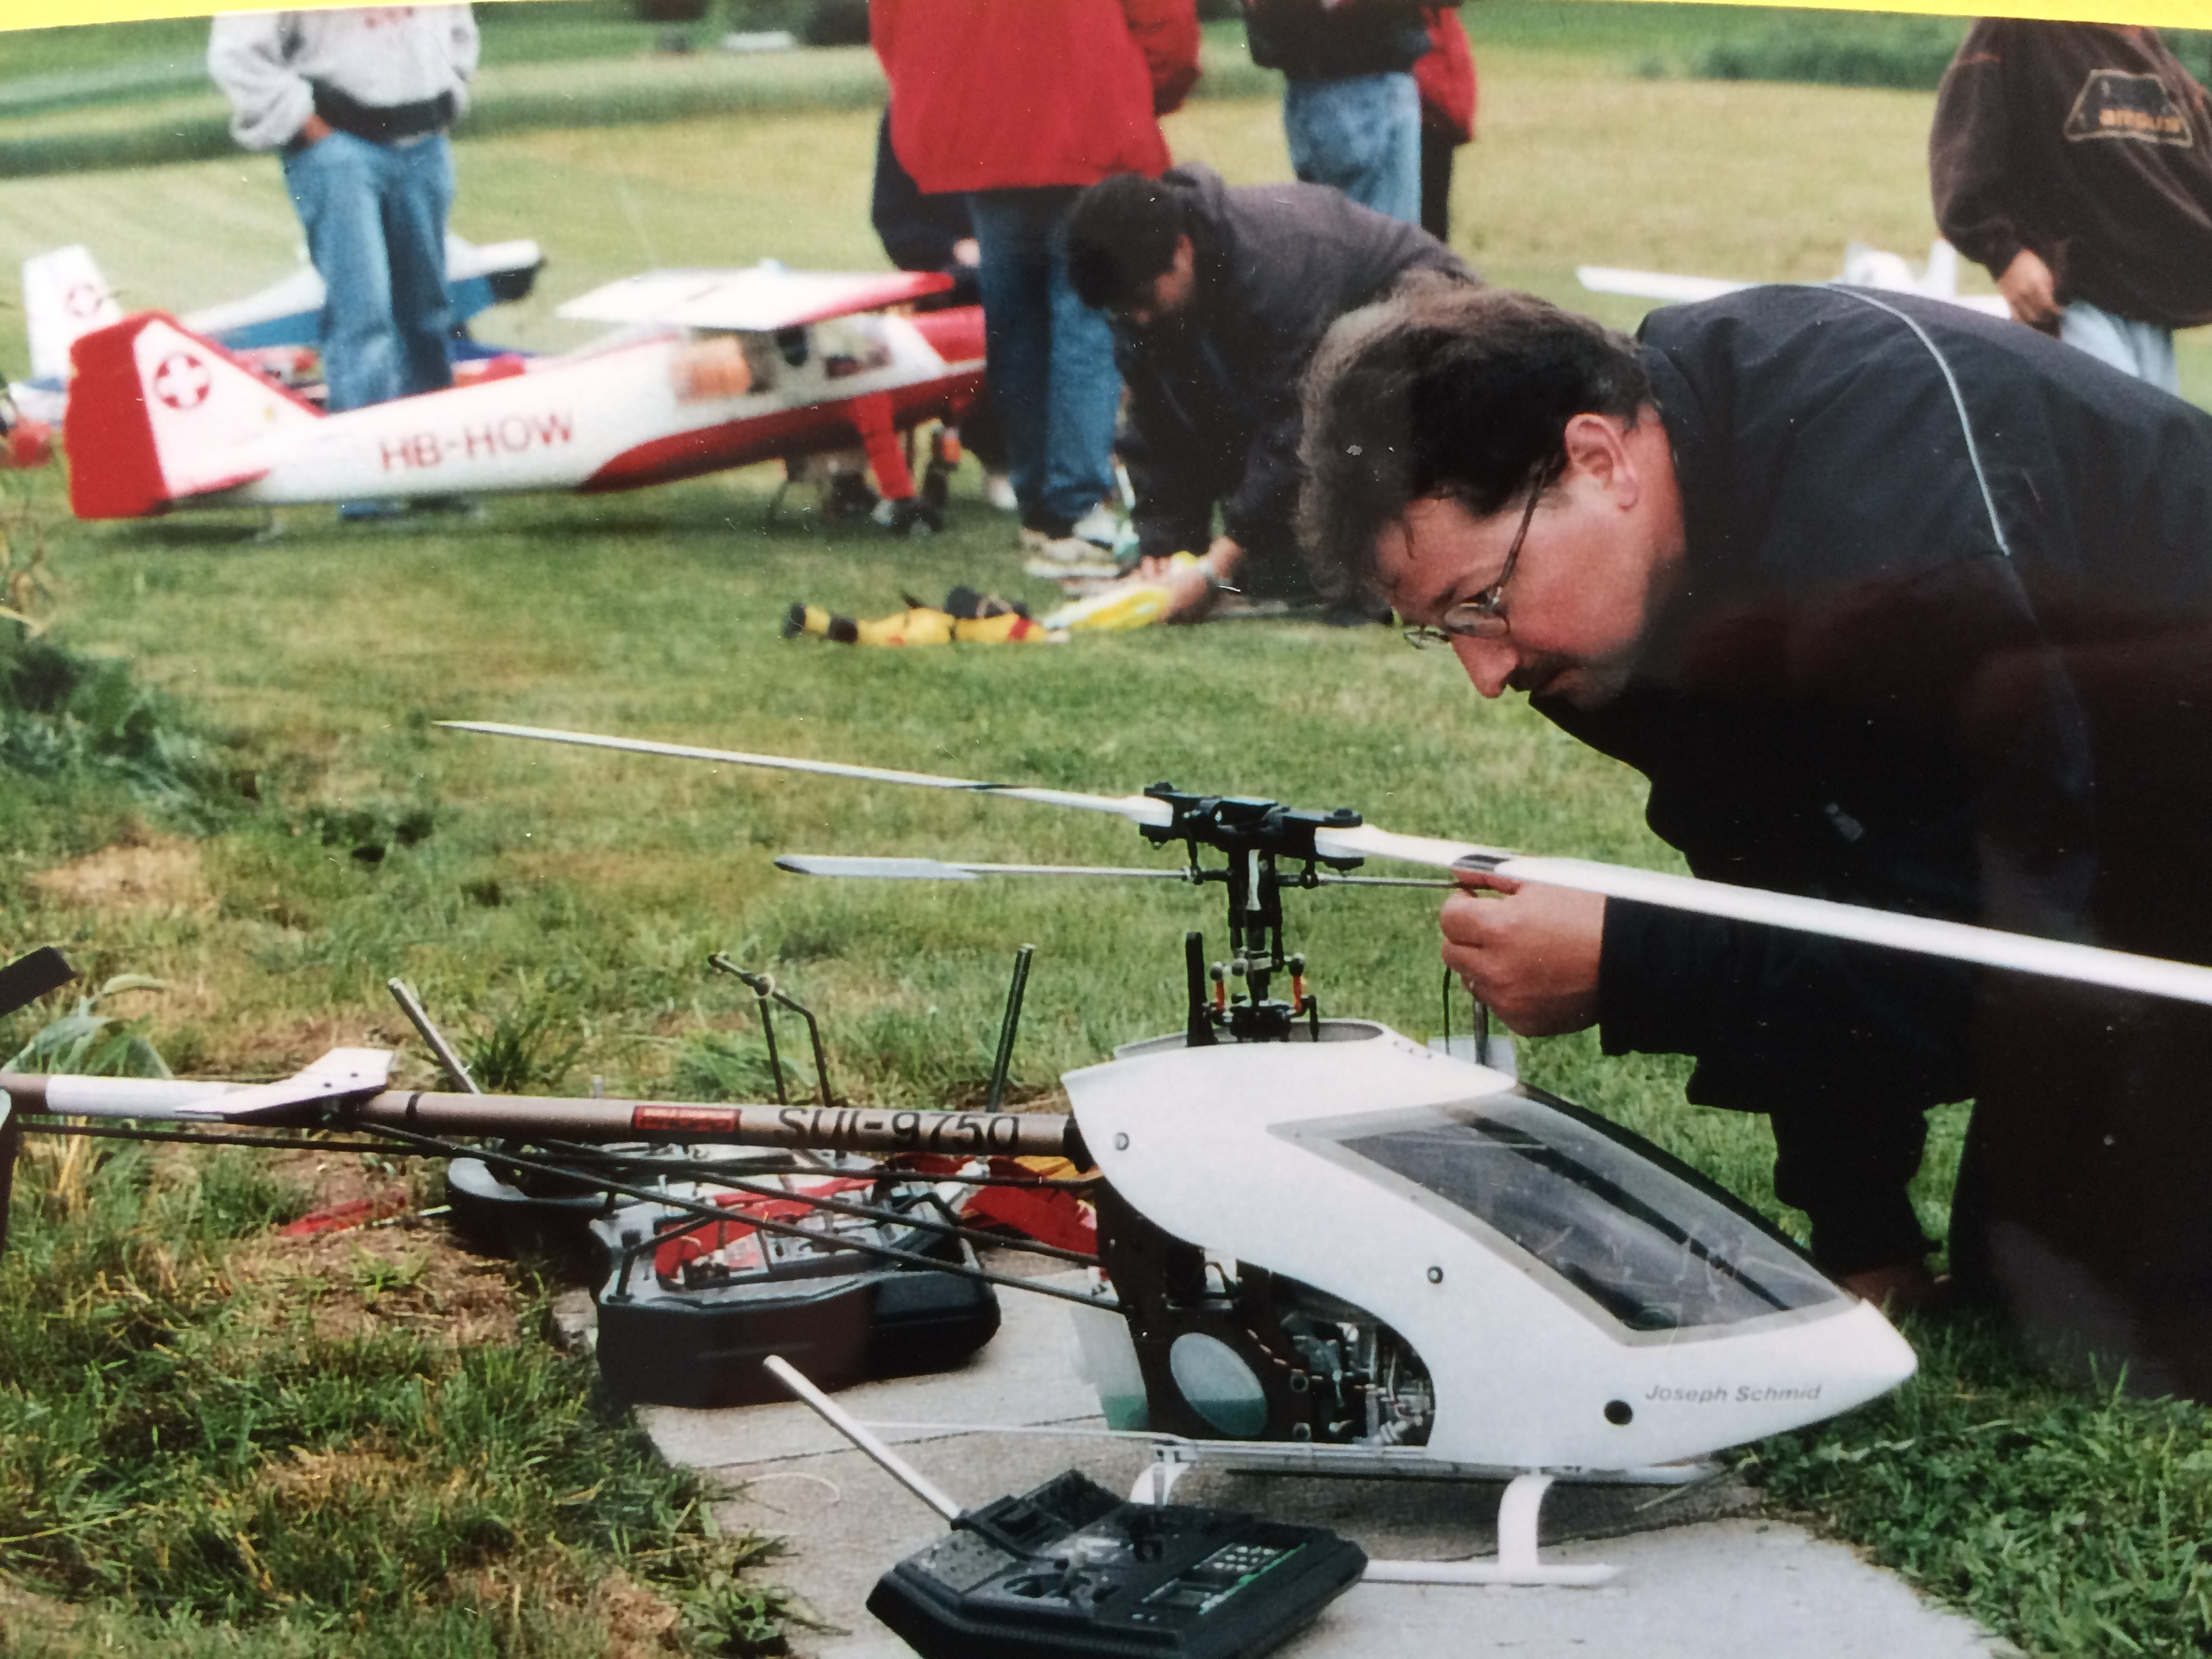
[370, 1124, 1114, 1310]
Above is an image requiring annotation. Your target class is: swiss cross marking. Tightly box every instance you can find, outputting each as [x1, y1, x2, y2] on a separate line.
[153, 353, 212, 411]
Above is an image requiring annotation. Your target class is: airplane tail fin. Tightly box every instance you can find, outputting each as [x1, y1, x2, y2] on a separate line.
[66, 313, 319, 520]
[22, 246, 121, 384]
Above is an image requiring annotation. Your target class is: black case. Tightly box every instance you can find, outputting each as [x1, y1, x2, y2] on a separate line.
[589, 1195, 1000, 1408]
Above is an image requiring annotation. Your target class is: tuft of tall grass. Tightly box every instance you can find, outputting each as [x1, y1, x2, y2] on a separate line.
[4, 976, 172, 1082]
[0, 1136, 782, 1656]
[672, 1029, 797, 1103]
[461, 979, 588, 1094]
[0, 624, 232, 821]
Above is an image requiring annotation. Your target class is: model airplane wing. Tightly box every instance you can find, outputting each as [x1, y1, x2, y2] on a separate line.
[1576, 266, 1748, 306]
[443, 720, 2212, 1009]
[555, 266, 954, 333]
[1581, 241, 2011, 319]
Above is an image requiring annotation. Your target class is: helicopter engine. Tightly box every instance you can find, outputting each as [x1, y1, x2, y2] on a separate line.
[1096, 1188, 1434, 1447]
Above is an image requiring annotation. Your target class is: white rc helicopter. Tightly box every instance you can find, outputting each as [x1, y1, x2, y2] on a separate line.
[60, 263, 982, 531]
[14, 724, 2212, 1585]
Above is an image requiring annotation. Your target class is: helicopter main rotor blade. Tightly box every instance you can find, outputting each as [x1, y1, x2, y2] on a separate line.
[441, 722, 1174, 828]
[776, 855, 1454, 888]
[1316, 823, 2212, 1009]
[443, 724, 2212, 1007]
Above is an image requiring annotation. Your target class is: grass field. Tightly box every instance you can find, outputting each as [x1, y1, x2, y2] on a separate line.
[1, 7, 2211, 1657]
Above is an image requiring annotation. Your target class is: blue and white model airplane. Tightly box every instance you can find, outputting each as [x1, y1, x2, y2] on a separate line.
[12, 235, 544, 423]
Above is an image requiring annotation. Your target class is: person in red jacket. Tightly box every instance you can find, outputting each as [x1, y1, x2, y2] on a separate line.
[874, 0, 1201, 559]
[1414, 6, 1475, 244]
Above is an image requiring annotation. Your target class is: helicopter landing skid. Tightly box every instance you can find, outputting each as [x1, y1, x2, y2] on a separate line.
[1126, 1443, 1696, 1586]
[1364, 1475, 1619, 1586]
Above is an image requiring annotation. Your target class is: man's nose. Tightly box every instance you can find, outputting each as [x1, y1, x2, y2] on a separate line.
[1452, 635, 1515, 698]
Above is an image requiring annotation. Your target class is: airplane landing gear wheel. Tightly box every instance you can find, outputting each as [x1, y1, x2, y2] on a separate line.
[876, 497, 943, 538]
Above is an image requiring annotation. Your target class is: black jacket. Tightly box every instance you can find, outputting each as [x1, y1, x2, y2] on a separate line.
[1115, 163, 1470, 581]
[1242, 0, 1431, 79]
[1557, 285, 2212, 1115]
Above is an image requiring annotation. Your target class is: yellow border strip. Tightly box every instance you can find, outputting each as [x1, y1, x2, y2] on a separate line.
[1679, 0, 2212, 18]
[3, 0, 2212, 35]
[0, 0, 545, 31]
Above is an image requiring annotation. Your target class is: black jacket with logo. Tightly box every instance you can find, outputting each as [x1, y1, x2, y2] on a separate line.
[1931, 20, 2212, 327]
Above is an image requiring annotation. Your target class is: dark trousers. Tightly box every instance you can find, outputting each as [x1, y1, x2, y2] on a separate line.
[1419, 125, 1458, 243]
[1767, 1098, 1933, 1277]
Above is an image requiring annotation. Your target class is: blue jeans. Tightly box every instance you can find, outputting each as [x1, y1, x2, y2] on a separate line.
[2062, 300, 2181, 396]
[1284, 72, 1421, 226]
[967, 188, 1120, 527]
[282, 129, 455, 413]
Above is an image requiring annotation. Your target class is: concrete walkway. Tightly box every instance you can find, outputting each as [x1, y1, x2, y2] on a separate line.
[583, 1271, 2020, 1658]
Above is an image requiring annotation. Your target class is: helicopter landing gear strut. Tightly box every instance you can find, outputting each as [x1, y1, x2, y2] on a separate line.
[1362, 1475, 1620, 1587]
[1127, 1451, 1620, 1586]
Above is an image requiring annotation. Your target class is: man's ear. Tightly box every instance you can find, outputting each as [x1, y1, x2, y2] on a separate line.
[1561, 412, 1640, 510]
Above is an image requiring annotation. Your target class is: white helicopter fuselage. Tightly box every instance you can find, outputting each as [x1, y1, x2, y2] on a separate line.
[1073, 1026, 1915, 1472]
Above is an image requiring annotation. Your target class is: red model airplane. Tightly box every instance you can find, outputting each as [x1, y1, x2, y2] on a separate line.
[62, 264, 984, 529]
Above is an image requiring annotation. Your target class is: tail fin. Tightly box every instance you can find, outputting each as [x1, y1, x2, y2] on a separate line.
[22, 246, 121, 384]
[66, 313, 319, 520]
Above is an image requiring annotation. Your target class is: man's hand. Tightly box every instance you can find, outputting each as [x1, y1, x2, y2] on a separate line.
[295, 112, 336, 148]
[1439, 871, 1605, 1036]
[1997, 247, 2061, 333]
[1140, 535, 1244, 624]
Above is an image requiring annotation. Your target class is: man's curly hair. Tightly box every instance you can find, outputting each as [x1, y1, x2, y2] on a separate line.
[1296, 281, 1653, 603]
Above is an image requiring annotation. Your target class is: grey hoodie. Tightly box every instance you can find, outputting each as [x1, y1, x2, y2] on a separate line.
[209, 6, 478, 153]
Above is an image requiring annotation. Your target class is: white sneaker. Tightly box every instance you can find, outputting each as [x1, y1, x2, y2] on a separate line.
[1036, 534, 1106, 565]
[983, 472, 1019, 514]
[1071, 505, 1122, 549]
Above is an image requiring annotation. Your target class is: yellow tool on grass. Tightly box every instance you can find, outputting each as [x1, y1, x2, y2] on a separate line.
[783, 587, 1057, 647]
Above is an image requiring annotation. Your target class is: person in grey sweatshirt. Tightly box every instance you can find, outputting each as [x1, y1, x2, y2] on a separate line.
[209, 7, 478, 437]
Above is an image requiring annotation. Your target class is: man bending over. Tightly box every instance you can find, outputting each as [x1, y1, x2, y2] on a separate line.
[1064, 164, 1471, 621]
[1300, 280, 2212, 1397]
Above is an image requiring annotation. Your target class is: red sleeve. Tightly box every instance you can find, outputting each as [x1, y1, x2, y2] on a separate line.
[1121, 0, 1202, 116]
[1929, 20, 2027, 283]
[1413, 7, 1475, 143]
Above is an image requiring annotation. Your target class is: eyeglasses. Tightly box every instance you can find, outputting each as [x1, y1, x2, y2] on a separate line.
[1401, 483, 1544, 650]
